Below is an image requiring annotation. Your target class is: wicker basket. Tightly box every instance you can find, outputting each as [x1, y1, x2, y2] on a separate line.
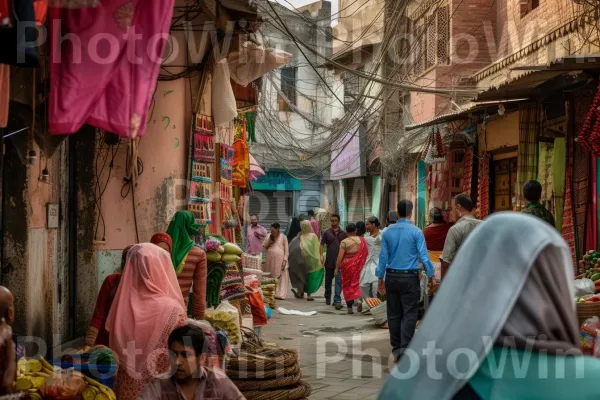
[229, 362, 300, 380]
[233, 373, 301, 391]
[576, 302, 600, 325]
[241, 380, 311, 400]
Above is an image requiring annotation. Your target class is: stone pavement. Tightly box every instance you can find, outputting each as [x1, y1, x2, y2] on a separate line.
[259, 290, 392, 399]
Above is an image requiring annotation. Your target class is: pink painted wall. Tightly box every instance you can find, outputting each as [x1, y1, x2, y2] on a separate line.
[94, 78, 191, 250]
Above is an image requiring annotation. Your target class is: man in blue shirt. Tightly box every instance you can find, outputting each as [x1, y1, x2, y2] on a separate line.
[378, 200, 435, 361]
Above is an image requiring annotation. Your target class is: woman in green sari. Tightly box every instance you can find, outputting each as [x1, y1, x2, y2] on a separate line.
[289, 220, 324, 301]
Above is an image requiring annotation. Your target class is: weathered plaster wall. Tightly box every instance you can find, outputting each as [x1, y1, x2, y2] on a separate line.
[2, 139, 61, 346]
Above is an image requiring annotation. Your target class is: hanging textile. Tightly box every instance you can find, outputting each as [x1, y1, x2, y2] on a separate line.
[417, 160, 426, 228]
[552, 137, 566, 232]
[49, 0, 175, 137]
[478, 154, 490, 219]
[246, 111, 256, 143]
[232, 116, 249, 188]
[34, 0, 48, 24]
[573, 91, 593, 264]
[0, 65, 8, 128]
[193, 116, 215, 163]
[189, 181, 212, 203]
[515, 104, 539, 209]
[562, 119, 577, 267]
[215, 121, 234, 145]
[218, 144, 233, 185]
[587, 160, 597, 251]
[537, 142, 554, 209]
[577, 83, 600, 156]
[191, 162, 213, 183]
[462, 149, 473, 196]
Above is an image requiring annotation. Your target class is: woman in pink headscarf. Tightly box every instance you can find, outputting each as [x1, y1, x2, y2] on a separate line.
[105, 243, 186, 400]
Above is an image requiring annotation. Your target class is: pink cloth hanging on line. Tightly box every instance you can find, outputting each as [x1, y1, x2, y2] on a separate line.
[49, 0, 175, 138]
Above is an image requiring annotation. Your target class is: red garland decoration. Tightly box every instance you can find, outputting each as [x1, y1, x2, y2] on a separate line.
[422, 132, 433, 159]
[435, 130, 445, 157]
[578, 83, 600, 155]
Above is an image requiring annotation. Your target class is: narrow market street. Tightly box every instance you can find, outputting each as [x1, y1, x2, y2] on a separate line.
[260, 289, 391, 400]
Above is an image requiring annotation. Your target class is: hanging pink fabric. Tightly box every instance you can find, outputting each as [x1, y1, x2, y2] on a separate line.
[49, 0, 175, 138]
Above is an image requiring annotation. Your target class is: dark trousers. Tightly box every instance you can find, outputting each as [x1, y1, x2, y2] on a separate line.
[385, 271, 420, 357]
[324, 267, 342, 304]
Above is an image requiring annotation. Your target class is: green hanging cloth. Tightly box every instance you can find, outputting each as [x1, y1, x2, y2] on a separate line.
[166, 210, 201, 275]
[552, 137, 566, 232]
[246, 111, 256, 143]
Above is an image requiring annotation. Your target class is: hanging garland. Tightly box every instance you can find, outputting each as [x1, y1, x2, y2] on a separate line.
[422, 129, 446, 164]
[578, 83, 600, 156]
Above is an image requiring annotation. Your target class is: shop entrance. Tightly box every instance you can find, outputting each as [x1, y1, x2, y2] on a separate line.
[491, 157, 518, 212]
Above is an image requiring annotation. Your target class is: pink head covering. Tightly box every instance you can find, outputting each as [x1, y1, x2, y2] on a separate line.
[105, 243, 185, 375]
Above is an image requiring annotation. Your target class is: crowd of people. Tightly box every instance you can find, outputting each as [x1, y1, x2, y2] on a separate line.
[0, 177, 598, 399]
[81, 210, 243, 400]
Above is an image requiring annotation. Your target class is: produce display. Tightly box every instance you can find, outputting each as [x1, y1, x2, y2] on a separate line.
[206, 300, 242, 344]
[14, 356, 116, 400]
[578, 250, 600, 286]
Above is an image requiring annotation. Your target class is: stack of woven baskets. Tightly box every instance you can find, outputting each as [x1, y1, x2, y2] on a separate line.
[226, 329, 311, 400]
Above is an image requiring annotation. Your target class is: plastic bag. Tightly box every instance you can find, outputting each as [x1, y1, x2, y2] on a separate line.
[580, 316, 600, 355]
[212, 59, 237, 126]
[246, 291, 267, 326]
[574, 279, 596, 297]
[206, 300, 241, 344]
[244, 274, 259, 291]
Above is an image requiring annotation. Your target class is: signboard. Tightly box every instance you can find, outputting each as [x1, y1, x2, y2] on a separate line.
[252, 169, 302, 191]
[330, 125, 366, 180]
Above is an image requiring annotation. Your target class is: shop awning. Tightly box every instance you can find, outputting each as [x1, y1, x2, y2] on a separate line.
[404, 99, 526, 131]
[249, 153, 264, 180]
[475, 55, 600, 102]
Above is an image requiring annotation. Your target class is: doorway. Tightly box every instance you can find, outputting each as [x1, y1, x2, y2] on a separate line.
[491, 157, 518, 213]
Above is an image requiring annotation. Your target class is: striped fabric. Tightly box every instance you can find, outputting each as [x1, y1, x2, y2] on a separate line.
[516, 104, 539, 210]
[178, 247, 207, 320]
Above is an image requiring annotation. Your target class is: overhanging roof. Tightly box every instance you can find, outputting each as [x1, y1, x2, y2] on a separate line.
[475, 55, 600, 102]
[405, 99, 526, 131]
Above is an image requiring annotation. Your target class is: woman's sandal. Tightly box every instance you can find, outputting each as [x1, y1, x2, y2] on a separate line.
[291, 289, 303, 299]
[306, 296, 314, 301]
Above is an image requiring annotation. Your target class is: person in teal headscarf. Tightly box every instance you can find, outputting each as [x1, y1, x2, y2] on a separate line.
[166, 210, 201, 275]
[379, 213, 600, 400]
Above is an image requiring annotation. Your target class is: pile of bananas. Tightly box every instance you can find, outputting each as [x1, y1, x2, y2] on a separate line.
[206, 311, 241, 344]
[14, 356, 116, 400]
[15, 357, 53, 399]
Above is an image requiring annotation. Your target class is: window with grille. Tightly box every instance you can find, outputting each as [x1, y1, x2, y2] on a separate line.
[343, 66, 363, 108]
[411, 4, 450, 75]
[520, 0, 539, 18]
[278, 67, 297, 111]
[436, 6, 450, 64]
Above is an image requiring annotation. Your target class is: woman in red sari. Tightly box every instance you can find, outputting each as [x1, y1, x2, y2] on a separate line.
[84, 245, 134, 351]
[335, 223, 368, 314]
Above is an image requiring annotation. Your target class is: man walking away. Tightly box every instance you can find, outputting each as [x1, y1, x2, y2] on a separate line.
[378, 200, 434, 362]
[521, 180, 556, 227]
[382, 211, 398, 234]
[440, 194, 482, 279]
[246, 215, 268, 256]
[321, 214, 347, 309]
[308, 210, 320, 238]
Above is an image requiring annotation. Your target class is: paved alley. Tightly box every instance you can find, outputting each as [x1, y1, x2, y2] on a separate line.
[260, 290, 392, 400]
